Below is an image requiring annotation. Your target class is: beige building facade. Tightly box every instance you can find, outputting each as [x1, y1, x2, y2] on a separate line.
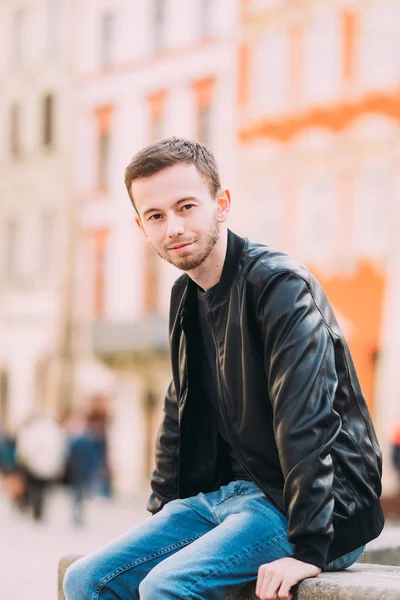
[237, 0, 400, 494]
[72, 0, 242, 497]
[0, 0, 77, 431]
[2, 0, 399, 501]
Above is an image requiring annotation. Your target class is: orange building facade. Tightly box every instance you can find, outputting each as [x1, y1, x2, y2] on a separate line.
[237, 0, 400, 493]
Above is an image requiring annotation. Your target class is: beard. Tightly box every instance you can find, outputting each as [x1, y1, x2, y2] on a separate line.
[154, 210, 220, 271]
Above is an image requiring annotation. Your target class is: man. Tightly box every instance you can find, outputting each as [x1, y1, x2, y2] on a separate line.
[64, 137, 384, 600]
[16, 411, 67, 521]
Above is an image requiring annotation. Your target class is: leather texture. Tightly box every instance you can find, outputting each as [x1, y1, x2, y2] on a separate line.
[147, 230, 384, 568]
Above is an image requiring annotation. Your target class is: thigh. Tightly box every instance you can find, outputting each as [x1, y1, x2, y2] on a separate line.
[140, 481, 294, 600]
[324, 545, 365, 572]
[63, 496, 215, 600]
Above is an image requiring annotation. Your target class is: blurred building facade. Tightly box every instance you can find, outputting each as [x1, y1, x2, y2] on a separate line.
[0, 0, 76, 430]
[1, 0, 400, 498]
[237, 0, 400, 493]
[71, 0, 241, 496]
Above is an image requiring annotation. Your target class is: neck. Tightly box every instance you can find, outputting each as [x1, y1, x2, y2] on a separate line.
[187, 227, 228, 291]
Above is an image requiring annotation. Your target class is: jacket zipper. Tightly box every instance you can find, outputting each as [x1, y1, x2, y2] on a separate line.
[176, 309, 190, 497]
[207, 311, 285, 514]
[178, 309, 189, 419]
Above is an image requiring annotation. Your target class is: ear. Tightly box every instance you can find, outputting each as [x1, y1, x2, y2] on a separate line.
[216, 189, 231, 223]
[135, 217, 148, 238]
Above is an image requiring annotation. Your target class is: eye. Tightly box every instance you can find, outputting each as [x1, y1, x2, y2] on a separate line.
[148, 213, 163, 222]
[181, 204, 195, 212]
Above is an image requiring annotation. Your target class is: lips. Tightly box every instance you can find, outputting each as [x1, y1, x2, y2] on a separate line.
[168, 242, 193, 250]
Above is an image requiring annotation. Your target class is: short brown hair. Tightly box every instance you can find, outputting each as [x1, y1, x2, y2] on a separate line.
[124, 137, 221, 211]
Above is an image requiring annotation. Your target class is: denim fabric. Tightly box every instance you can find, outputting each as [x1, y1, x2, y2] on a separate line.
[64, 480, 363, 600]
[324, 544, 365, 572]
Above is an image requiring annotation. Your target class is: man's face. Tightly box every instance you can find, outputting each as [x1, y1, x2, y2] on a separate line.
[132, 163, 222, 271]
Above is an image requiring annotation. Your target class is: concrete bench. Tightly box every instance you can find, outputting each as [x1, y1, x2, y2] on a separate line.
[58, 555, 400, 600]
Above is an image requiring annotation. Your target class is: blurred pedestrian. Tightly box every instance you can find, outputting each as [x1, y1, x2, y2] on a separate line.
[392, 422, 400, 493]
[86, 396, 113, 499]
[0, 428, 27, 509]
[64, 411, 102, 526]
[16, 412, 67, 521]
[0, 428, 17, 476]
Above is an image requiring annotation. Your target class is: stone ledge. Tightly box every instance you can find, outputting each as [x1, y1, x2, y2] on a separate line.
[58, 556, 400, 600]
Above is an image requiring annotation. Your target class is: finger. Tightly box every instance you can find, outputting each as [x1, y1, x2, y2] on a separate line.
[277, 577, 296, 600]
[255, 567, 264, 598]
[256, 567, 266, 598]
[257, 570, 272, 599]
[264, 574, 283, 600]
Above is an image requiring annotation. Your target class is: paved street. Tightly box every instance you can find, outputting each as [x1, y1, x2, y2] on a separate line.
[1, 484, 399, 600]
[0, 485, 149, 600]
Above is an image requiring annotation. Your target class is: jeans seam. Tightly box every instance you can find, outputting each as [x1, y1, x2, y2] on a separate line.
[92, 531, 205, 600]
[214, 492, 239, 506]
[180, 531, 290, 598]
[213, 482, 251, 509]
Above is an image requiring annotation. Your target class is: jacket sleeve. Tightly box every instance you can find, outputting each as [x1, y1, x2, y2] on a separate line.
[146, 379, 180, 515]
[257, 271, 341, 568]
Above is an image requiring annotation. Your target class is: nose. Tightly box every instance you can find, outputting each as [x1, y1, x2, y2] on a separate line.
[166, 212, 185, 238]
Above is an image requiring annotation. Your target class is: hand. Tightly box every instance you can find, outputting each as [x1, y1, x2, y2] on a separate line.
[255, 557, 321, 600]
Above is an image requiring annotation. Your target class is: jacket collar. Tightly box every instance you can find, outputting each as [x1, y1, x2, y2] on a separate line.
[184, 229, 247, 308]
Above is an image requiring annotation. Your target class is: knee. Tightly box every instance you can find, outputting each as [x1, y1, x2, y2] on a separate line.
[139, 570, 165, 599]
[139, 568, 189, 600]
[63, 557, 98, 600]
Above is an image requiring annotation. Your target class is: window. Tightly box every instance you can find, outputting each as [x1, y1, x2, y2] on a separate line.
[34, 357, 50, 409]
[354, 168, 391, 260]
[39, 212, 56, 275]
[100, 12, 115, 66]
[10, 103, 21, 159]
[153, 0, 166, 50]
[298, 176, 336, 263]
[198, 105, 211, 145]
[0, 369, 9, 429]
[200, 0, 212, 37]
[151, 114, 163, 140]
[42, 93, 55, 148]
[358, 1, 400, 89]
[252, 29, 288, 116]
[303, 8, 341, 103]
[192, 78, 214, 146]
[144, 243, 161, 313]
[46, 0, 62, 52]
[95, 106, 113, 190]
[288, 23, 302, 102]
[93, 229, 109, 318]
[5, 219, 19, 279]
[251, 183, 281, 248]
[342, 11, 357, 83]
[98, 132, 110, 188]
[143, 390, 158, 478]
[148, 90, 166, 140]
[12, 7, 26, 64]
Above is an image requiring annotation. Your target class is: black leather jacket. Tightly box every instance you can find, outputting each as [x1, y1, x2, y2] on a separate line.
[147, 230, 384, 568]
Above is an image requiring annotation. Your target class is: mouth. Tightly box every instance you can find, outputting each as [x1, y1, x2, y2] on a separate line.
[168, 242, 193, 252]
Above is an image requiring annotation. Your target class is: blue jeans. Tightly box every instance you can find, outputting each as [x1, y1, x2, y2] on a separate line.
[64, 480, 364, 600]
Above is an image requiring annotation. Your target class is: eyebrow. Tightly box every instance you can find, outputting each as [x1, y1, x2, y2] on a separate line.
[142, 197, 197, 218]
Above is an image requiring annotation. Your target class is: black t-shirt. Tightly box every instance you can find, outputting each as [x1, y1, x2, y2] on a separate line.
[196, 283, 251, 481]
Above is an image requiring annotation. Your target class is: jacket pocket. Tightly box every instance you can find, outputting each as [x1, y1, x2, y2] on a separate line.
[331, 450, 357, 520]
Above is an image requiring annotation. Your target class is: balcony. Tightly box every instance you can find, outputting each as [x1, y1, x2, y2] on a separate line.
[92, 313, 169, 365]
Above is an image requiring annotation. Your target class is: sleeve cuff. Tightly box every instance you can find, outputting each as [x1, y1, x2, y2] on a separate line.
[292, 535, 330, 569]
